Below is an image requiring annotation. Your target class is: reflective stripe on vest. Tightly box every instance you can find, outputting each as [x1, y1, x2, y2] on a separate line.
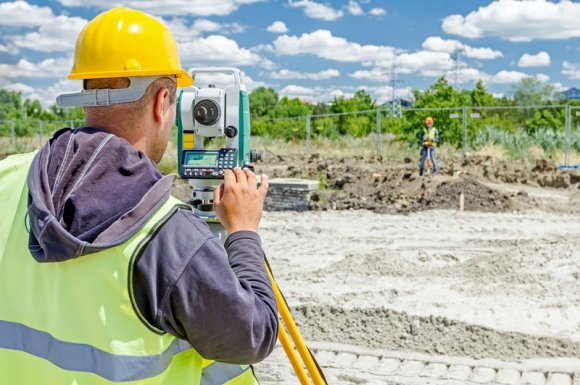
[0, 151, 257, 385]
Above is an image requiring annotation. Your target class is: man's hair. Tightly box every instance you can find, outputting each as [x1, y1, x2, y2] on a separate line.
[84, 77, 177, 124]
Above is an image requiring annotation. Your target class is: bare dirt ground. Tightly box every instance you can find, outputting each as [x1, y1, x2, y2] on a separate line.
[177, 153, 580, 384]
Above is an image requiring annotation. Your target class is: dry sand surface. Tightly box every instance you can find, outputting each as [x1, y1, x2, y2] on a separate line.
[251, 156, 580, 384]
[173, 155, 580, 384]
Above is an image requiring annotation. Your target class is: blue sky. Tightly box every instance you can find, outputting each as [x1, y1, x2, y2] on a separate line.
[1, 0, 580, 107]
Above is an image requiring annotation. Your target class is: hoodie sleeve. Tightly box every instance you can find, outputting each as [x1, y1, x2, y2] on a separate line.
[131, 208, 278, 364]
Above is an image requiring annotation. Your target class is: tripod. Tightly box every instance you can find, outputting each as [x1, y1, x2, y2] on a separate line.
[195, 190, 326, 385]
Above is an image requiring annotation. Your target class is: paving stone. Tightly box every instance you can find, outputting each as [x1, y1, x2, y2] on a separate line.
[375, 358, 400, 375]
[333, 352, 357, 367]
[314, 350, 336, 367]
[397, 360, 425, 377]
[546, 373, 572, 385]
[471, 367, 496, 383]
[447, 364, 472, 381]
[352, 355, 380, 370]
[521, 371, 546, 385]
[420, 363, 448, 378]
[496, 369, 521, 385]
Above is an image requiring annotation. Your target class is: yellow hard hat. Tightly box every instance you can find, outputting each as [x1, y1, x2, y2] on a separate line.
[68, 7, 193, 87]
[425, 117, 434, 124]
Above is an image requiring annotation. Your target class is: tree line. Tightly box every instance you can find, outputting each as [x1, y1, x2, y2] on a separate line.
[1, 76, 578, 148]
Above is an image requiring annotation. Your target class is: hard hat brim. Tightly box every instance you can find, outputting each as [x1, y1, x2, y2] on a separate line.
[68, 69, 193, 87]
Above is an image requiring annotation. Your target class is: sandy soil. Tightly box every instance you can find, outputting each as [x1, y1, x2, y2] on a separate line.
[253, 208, 580, 384]
[172, 155, 580, 384]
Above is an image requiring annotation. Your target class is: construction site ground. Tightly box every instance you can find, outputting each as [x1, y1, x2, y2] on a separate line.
[177, 152, 580, 385]
[2, 143, 577, 382]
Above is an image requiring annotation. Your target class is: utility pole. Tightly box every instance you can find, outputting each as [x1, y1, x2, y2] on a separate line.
[389, 61, 404, 118]
[451, 47, 465, 89]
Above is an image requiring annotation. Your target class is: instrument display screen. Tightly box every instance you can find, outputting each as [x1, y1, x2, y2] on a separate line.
[184, 151, 218, 166]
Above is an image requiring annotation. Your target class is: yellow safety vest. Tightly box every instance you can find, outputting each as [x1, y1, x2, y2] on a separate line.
[0, 151, 257, 385]
[422, 127, 437, 147]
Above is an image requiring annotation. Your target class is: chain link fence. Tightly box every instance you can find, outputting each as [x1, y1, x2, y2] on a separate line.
[253, 105, 580, 167]
[2, 106, 580, 167]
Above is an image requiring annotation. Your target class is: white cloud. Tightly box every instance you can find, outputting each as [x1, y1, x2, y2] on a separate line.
[57, 0, 263, 17]
[10, 15, 87, 52]
[268, 68, 339, 80]
[442, 0, 580, 42]
[535, 73, 550, 83]
[488, 70, 532, 84]
[194, 18, 245, 34]
[422, 36, 503, 60]
[368, 8, 386, 16]
[0, 57, 72, 79]
[395, 51, 453, 76]
[367, 85, 413, 104]
[347, 1, 364, 16]
[551, 82, 567, 92]
[278, 84, 354, 103]
[272, 30, 395, 63]
[562, 61, 580, 79]
[180, 35, 272, 68]
[349, 68, 390, 82]
[0, 43, 19, 55]
[266, 21, 288, 34]
[0, 1, 54, 27]
[163, 17, 245, 43]
[189, 71, 266, 91]
[288, 0, 344, 21]
[3, 82, 34, 93]
[280, 84, 316, 95]
[517, 52, 550, 67]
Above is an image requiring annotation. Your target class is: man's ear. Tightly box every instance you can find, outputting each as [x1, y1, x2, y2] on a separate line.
[153, 88, 170, 123]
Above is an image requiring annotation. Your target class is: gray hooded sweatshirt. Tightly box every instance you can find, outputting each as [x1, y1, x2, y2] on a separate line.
[26, 127, 278, 364]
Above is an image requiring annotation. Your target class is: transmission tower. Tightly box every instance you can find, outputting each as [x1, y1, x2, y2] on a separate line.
[389, 61, 404, 118]
[451, 47, 465, 89]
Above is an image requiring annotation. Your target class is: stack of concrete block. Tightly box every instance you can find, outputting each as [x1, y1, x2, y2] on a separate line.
[264, 178, 320, 212]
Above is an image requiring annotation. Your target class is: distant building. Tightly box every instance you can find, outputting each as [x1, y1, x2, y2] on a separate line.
[561, 87, 580, 100]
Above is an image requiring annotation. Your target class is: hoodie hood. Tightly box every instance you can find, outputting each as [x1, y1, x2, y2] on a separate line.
[27, 127, 175, 262]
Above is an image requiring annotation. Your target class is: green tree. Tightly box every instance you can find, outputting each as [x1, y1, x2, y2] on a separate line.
[407, 76, 467, 145]
[510, 77, 557, 106]
[249, 86, 278, 118]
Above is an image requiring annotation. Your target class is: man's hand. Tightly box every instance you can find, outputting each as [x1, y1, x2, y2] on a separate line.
[213, 167, 269, 234]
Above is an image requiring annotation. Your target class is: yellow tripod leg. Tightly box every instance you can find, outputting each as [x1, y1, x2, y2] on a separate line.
[266, 261, 326, 385]
[278, 322, 311, 384]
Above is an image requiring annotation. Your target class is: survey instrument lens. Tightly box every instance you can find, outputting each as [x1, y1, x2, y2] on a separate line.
[194, 100, 220, 126]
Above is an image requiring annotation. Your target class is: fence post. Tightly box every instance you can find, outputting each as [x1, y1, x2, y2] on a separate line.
[70, 120, 74, 129]
[9, 120, 15, 144]
[376, 109, 381, 157]
[462, 106, 467, 157]
[305, 115, 311, 156]
[565, 104, 571, 167]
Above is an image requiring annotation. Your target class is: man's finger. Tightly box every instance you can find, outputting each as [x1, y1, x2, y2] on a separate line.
[213, 183, 223, 206]
[258, 174, 269, 198]
[243, 167, 257, 189]
[223, 168, 236, 190]
[233, 167, 248, 187]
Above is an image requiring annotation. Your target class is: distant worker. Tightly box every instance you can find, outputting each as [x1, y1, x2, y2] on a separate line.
[0, 7, 276, 384]
[419, 116, 440, 176]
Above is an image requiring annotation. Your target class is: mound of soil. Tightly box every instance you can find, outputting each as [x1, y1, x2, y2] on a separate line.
[292, 305, 580, 361]
[170, 152, 579, 214]
[406, 176, 512, 213]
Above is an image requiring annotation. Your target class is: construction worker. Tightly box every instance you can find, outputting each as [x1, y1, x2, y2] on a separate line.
[0, 7, 277, 384]
[419, 116, 440, 176]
